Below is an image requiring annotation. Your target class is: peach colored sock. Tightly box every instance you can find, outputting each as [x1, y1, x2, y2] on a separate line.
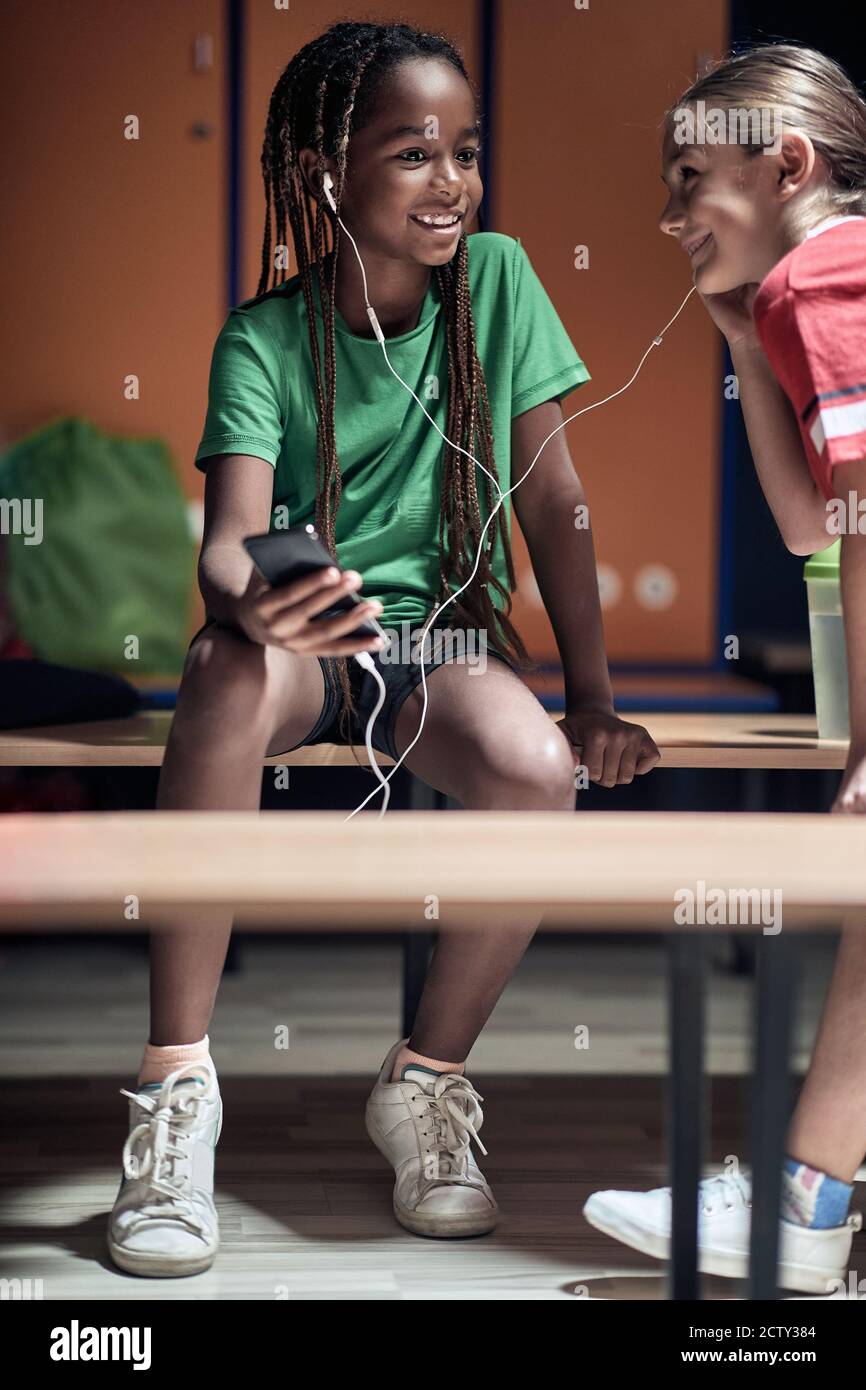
[137, 1035, 212, 1086]
[390, 1043, 465, 1082]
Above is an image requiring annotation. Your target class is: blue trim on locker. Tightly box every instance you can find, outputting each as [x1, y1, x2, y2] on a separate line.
[140, 684, 779, 714]
[712, 2, 740, 670]
[713, 315, 739, 677]
[227, 0, 243, 308]
[532, 689, 779, 714]
[479, 0, 497, 231]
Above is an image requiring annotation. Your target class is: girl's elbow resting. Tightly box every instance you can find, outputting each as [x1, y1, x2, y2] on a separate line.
[783, 525, 834, 557]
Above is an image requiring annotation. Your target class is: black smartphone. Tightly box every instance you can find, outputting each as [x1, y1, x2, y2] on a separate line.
[243, 524, 388, 642]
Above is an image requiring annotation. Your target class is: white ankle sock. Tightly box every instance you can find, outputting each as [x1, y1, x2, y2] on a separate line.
[137, 1035, 211, 1086]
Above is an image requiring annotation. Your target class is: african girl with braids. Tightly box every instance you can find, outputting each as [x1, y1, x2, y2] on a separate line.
[107, 19, 659, 1277]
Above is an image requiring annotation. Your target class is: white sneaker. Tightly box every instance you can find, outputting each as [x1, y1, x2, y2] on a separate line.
[583, 1173, 862, 1295]
[107, 1059, 222, 1277]
[365, 1039, 499, 1238]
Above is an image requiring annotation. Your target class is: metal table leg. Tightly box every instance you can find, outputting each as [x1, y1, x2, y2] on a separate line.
[749, 929, 796, 1300]
[668, 931, 706, 1300]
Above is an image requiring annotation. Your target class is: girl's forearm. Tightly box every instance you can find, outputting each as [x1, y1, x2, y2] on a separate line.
[521, 480, 614, 711]
[198, 541, 264, 629]
[730, 342, 832, 555]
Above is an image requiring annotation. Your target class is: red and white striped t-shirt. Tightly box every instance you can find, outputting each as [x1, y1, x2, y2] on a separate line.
[753, 216, 866, 500]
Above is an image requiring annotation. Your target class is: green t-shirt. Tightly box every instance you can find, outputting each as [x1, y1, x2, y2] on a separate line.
[194, 231, 590, 628]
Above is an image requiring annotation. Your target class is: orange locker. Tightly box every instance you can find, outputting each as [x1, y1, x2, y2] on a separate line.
[497, 0, 727, 663]
[2, 0, 726, 663]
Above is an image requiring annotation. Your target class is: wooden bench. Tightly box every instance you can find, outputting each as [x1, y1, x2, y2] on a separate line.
[0, 707, 847, 1032]
[1, 808, 861, 926]
[0, 709, 848, 768]
[1, 808, 864, 1299]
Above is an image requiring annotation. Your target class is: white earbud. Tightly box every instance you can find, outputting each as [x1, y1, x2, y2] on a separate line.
[322, 171, 337, 213]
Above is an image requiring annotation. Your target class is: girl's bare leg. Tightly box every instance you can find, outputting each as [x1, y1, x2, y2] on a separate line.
[785, 921, 866, 1182]
[149, 624, 327, 1044]
[392, 659, 576, 1061]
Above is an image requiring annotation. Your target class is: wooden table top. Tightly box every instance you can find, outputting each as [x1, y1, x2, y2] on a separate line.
[1, 810, 863, 929]
[0, 711, 847, 769]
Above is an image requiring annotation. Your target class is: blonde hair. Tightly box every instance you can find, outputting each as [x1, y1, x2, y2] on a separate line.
[665, 44, 866, 234]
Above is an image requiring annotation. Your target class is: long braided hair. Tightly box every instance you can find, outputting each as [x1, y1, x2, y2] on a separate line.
[257, 19, 536, 765]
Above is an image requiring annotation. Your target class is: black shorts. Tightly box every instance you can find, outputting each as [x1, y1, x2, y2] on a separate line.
[188, 618, 519, 763]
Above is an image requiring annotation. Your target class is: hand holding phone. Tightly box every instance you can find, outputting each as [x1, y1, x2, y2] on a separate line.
[239, 525, 389, 657]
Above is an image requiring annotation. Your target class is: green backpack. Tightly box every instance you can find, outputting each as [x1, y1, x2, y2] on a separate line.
[0, 416, 197, 674]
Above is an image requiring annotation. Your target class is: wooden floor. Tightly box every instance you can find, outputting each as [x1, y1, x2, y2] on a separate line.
[2, 935, 864, 1300]
[0, 935, 840, 1076]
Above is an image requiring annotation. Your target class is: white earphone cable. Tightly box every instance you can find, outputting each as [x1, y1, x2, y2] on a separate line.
[322, 177, 697, 820]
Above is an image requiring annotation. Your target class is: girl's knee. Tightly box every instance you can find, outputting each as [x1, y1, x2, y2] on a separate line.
[467, 727, 576, 807]
[181, 624, 268, 713]
[517, 733, 577, 805]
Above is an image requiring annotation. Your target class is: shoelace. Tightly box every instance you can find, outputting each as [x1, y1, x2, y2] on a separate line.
[698, 1173, 752, 1215]
[118, 1064, 217, 1236]
[659, 1173, 752, 1215]
[414, 1073, 489, 1191]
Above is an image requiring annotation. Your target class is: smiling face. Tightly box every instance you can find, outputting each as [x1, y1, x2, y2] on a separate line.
[659, 117, 797, 293]
[303, 57, 484, 269]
